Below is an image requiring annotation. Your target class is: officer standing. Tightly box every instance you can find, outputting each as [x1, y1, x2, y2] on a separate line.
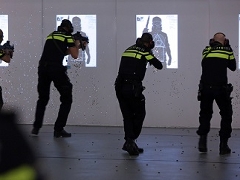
[31, 19, 84, 138]
[115, 33, 163, 155]
[0, 29, 14, 111]
[197, 32, 236, 155]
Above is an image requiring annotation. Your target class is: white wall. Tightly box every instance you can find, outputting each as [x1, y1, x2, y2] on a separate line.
[0, 0, 239, 128]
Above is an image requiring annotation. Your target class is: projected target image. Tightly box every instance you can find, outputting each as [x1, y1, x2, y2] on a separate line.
[56, 15, 97, 67]
[136, 15, 178, 69]
[0, 15, 9, 67]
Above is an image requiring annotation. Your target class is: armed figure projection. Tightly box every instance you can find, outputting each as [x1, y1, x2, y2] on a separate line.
[143, 16, 172, 67]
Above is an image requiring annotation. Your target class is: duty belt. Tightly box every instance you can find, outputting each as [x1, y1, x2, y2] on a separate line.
[39, 61, 62, 67]
[203, 84, 227, 89]
[123, 79, 141, 84]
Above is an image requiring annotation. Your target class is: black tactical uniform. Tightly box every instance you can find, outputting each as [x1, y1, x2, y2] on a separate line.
[115, 33, 163, 155]
[197, 36, 236, 155]
[0, 32, 3, 110]
[0, 51, 3, 110]
[0, 112, 44, 180]
[32, 20, 75, 137]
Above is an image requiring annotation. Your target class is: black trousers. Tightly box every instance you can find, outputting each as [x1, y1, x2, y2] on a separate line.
[197, 86, 233, 140]
[115, 83, 146, 140]
[0, 86, 3, 111]
[33, 64, 73, 131]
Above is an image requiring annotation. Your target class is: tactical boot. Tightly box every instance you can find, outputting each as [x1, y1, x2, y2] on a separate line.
[54, 129, 71, 138]
[122, 139, 139, 156]
[31, 128, 39, 136]
[198, 135, 207, 153]
[135, 143, 144, 153]
[219, 139, 231, 155]
[123, 142, 143, 154]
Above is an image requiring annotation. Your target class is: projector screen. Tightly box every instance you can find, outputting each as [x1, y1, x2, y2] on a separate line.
[136, 15, 178, 69]
[0, 15, 9, 67]
[56, 15, 97, 67]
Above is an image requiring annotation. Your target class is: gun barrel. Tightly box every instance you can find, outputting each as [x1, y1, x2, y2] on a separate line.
[145, 16, 150, 28]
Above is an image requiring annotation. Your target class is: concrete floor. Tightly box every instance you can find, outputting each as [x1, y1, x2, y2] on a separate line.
[19, 125, 240, 180]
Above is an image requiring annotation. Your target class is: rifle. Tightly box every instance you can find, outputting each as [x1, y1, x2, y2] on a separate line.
[145, 16, 150, 29]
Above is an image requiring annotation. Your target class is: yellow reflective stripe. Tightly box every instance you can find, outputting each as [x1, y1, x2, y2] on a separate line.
[202, 47, 211, 54]
[211, 50, 233, 55]
[203, 49, 234, 60]
[122, 52, 142, 59]
[0, 165, 36, 180]
[126, 50, 149, 55]
[204, 53, 228, 59]
[122, 49, 154, 60]
[0, 49, 4, 56]
[204, 53, 229, 59]
[136, 54, 142, 59]
[202, 51, 210, 56]
[47, 35, 64, 41]
[122, 52, 136, 58]
[229, 54, 235, 60]
[202, 46, 235, 60]
[145, 54, 154, 60]
[46, 34, 74, 43]
[126, 50, 138, 52]
[67, 38, 74, 43]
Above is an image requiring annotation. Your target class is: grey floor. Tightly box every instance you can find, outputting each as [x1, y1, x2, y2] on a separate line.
[19, 125, 240, 180]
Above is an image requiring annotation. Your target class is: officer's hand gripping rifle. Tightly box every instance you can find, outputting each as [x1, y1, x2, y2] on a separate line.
[72, 32, 89, 51]
[0, 41, 14, 58]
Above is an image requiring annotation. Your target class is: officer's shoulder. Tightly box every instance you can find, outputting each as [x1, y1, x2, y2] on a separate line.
[136, 46, 147, 52]
[52, 31, 63, 36]
[55, 31, 71, 36]
[202, 46, 210, 51]
[211, 46, 232, 51]
[223, 46, 232, 51]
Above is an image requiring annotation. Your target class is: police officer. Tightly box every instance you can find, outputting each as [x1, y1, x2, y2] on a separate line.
[197, 32, 236, 155]
[0, 29, 14, 111]
[115, 33, 163, 155]
[0, 111, 44, 180]
[31, 19, 84, 138]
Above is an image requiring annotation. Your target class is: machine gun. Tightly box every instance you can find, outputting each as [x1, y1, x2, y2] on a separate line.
[72, 31, 89, 51]
[0, 41, 14, 51]
[142, 15, 150, 33]
[0, 41, 14, 58]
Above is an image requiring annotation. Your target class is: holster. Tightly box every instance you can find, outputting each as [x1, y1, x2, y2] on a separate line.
[225, 83, 233, 99]
[197, 82, 233, 101]
[133, 81, 145, 97]
[115, 77, 145, 97]
[197, 83, 203, 101]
